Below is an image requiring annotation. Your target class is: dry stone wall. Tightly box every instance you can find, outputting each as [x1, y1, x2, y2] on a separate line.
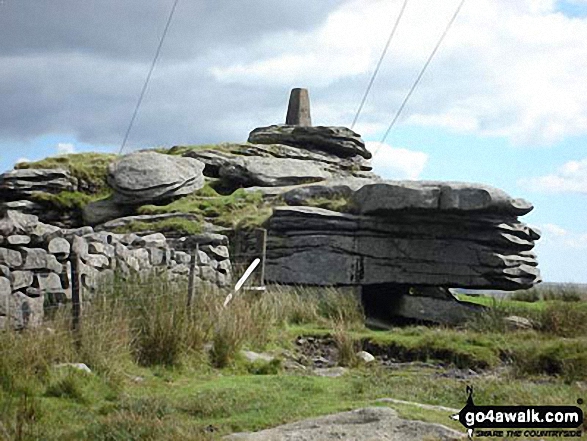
[0, 210, 231, 329]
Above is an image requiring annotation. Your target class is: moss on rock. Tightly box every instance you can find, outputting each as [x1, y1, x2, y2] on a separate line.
[16, 153, 117, 193]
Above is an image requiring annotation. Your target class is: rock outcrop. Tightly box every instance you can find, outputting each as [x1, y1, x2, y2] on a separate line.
[248, 125, 371, 159]
[265, 181, 540, 291]
[107, 151, 205, 204]
[0, 168, 76, 198]
[225, 407, 464, 441]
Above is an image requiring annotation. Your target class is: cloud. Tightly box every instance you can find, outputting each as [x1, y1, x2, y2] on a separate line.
[1, 0, 587, 147]
[56, 143, 76, 155]
[366, 141, 428, 180]
[539, 222, 587, 248]
[212, 0, 587, 145]
[519, 158, 587, 193]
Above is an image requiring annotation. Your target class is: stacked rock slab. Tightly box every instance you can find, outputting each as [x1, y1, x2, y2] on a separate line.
[180, 126, 378, 196]
[265, 181, 540, 291]
[0, 209, 232, 329]
[0, 168, 79, 226]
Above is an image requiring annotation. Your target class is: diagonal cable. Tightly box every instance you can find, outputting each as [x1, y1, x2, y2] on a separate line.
[351, 0, 409, 130]
[118, 0, 180, 155]
[375, 0, 466, 153]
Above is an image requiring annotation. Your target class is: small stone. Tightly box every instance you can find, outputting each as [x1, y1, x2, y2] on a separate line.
[84, 254, 110, 270]
[120, 233, 139, 246]
[504, 315, 533, 330]
[33, 273, 64, 293]
[313, 367, 348, 378]
[0, 265, 10, 278]
[0, 247, 23, 267]
[196, 250, 210, 265]
[241, 350, 275, 363]
[11, 271, 33, 290]
[20, 248, 49, 270]
[137, 233, 167, 248]
[71, 236, 88, 258]
[201, 266, 216, 282]
[174, 251, 191, 265]
[171, 263, 189, 275]
[55, 363, 92, 374]
[149, 247, 166, 266]
[48, 237, 71, 257]
[7, 235, 31, 246]
[356, 351, 375, 364]
[201, 245, 229, 260]
[218, 259, 231, 274]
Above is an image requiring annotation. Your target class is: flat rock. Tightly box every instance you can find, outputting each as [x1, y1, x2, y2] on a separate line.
[265, 206, 540, 290]
[282, 178, 377, 206]
[82, 197, 135, 226]
[219, 156, 331, 187]
[353, 181, 533, 216]
[225, 407, 463, 441]
[248, 125, 371, 159]
[0, 168, 75, 198]
[107, 151, 205, 204]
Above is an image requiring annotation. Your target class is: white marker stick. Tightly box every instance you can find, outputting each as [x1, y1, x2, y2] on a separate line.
[223, 258, 261, 307]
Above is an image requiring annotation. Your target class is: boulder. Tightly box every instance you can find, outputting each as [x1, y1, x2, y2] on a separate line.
[248, 125, 371, 160]
[107, 151, 205, 204]
[225, 407, 463, 441]
[353, 181, 533, 216]
[0, 168, 75, 198]
[219, 156, 331, 187]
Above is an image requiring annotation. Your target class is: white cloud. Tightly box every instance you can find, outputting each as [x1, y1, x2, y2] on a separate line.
[541, 223, 568, 237]
[539, 222, 587, 248]
[366, 141, 428, 180]
[519, 158, 587, 193]
[211, 0, 587, 145]
[56, 143, 76, 155]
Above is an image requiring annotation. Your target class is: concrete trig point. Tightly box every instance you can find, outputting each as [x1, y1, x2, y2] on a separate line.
[285, 88, 312, 126]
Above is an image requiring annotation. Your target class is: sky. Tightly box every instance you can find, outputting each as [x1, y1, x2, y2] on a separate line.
[0, 0, 586, 283]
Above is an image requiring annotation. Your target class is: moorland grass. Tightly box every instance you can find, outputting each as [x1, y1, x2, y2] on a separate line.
[1, 282, 586, 440]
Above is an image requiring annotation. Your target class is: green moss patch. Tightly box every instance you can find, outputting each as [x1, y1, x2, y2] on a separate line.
[16, 153, 116, 193]
[112, 218, 202, 236]
[138, 186, 271, 230]
[31, 190, 111, 210]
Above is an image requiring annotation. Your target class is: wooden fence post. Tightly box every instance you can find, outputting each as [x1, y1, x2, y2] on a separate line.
[70, 249, 82, 341]
[255, 228, 267, 287]
[187, 243, 199, 307]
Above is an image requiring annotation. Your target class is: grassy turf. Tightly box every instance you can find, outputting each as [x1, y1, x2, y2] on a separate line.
[15, 153, 116, 193]
[1, 284, 586, 440]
